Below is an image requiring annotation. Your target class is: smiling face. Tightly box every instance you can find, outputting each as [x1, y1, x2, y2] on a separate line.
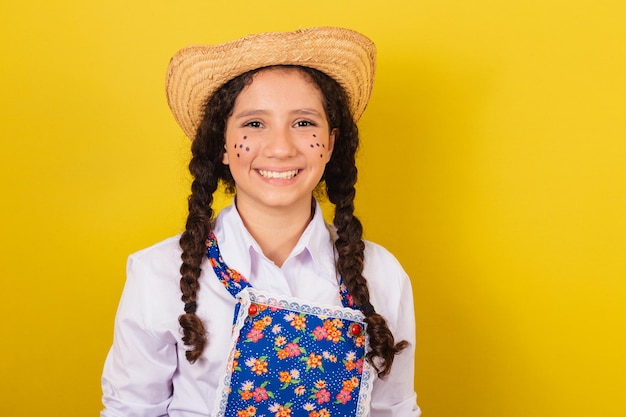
[222, 67, 336, 217]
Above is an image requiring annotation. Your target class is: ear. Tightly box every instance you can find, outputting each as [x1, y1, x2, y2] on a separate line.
[327, 128, 337, 162]
[222, 147, 230, 165]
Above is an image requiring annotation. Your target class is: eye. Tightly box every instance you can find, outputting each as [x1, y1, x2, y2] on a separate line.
[244, 120, 263, 128]
[295, 120, 316, 127]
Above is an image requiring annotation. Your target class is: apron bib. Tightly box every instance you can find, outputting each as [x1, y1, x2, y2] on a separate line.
[206, 234, 374, 417]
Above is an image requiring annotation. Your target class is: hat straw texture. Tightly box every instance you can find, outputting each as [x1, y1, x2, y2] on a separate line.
[165, 27, 376, 140]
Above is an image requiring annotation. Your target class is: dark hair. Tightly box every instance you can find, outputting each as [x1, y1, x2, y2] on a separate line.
[178, 65, 407, 377]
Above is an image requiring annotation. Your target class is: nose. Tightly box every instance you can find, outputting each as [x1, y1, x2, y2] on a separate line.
[263, 126, 297, 158]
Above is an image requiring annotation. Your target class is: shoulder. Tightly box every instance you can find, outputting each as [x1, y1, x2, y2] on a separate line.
[362, 240, 414, 325]
[362, 239, 408, 284]
[123, 235, 183, 300]
[127, 235, 182, 277]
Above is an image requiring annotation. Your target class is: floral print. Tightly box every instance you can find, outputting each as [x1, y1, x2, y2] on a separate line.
[206, 234, 371, 417]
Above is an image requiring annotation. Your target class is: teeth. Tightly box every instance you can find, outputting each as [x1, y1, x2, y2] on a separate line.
[258, 169, 299, 179]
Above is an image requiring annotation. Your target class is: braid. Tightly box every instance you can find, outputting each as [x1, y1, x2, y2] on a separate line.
[178, 73, 253, 362]
[306, 66, 408, 378]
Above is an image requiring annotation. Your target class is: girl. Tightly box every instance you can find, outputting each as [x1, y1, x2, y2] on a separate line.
[101, 27, 420, 417]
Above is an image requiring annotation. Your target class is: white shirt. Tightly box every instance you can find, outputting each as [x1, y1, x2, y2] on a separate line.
[101, 202, 421, 417]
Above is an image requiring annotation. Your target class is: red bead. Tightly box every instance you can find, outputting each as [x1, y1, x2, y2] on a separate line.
[350, 323, 362, 336]
[248, 304, 258, 317]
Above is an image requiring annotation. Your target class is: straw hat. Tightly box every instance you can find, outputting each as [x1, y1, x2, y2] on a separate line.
[165, 27, 376, 140]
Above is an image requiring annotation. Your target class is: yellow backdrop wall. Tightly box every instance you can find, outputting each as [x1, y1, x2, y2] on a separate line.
[1, 0, 625, 416]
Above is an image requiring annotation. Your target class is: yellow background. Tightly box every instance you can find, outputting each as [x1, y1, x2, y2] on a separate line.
[1, 0, 624, 415]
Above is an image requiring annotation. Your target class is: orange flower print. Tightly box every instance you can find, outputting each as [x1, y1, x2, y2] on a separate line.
[291, 314, 307, 331]
[237, 405, 257, 416]
[304, 353, 323, 371]
[274, 336, 287, 347]
[309, 410, 330, 417]
[268, 403, 293, 417]
[294, 385, 306, 396]
[279, 371, 292, 384]
[276, 349, 289, 360]
[343, 379, 356, 392]
[249, 357, 268, 376]
[314, 379, 327, 389]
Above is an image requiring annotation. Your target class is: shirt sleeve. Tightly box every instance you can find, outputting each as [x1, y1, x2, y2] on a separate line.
[366, 245, 422, 417]
[101, 254, 178, 417]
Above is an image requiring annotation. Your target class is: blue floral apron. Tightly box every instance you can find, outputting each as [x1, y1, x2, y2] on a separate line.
[206, 234, 374, 417]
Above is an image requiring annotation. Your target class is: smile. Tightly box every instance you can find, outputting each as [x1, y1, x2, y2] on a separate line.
[257, 169, 300, 180]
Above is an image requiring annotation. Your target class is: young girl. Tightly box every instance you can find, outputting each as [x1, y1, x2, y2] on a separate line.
[101, 27, 421, 417]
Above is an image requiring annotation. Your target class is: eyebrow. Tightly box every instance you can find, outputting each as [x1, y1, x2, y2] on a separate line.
[233, 108, 324, 119]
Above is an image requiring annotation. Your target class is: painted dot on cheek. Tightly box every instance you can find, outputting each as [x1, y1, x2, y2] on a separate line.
[310, 144, 314, 148]
[245, 147, 250, 151]
[233, 144, 237, 149]
[316, 143, 320, 147]
[320, 154, 323, 158]
[237, 153, 240, 158]
[243, 136, 247, 140]
[239, 144, 243, 148]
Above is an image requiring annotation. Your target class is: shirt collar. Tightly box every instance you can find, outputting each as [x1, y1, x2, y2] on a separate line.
[212, 199, 338, 284]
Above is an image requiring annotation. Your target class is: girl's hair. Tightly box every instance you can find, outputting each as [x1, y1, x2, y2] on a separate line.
[178, 65, 407, 377]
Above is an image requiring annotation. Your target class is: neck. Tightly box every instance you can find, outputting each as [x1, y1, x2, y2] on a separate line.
[236, 197, 314, 267]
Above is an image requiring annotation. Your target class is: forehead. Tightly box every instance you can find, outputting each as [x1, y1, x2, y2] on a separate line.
[244, 66, 320, 93]
[233, 66, 325, 109]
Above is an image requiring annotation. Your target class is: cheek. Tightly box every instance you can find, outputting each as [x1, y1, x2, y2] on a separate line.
[307, 134, 328, 158]
[232, 136, 253, 158]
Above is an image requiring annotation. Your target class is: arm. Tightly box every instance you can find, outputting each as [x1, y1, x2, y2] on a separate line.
[365, 243, 422, 417]
[101, 254, 178, 417]
[370, 276, 421, 416]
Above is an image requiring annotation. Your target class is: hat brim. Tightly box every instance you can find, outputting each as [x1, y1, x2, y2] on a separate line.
[165, 27, 376, 140]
